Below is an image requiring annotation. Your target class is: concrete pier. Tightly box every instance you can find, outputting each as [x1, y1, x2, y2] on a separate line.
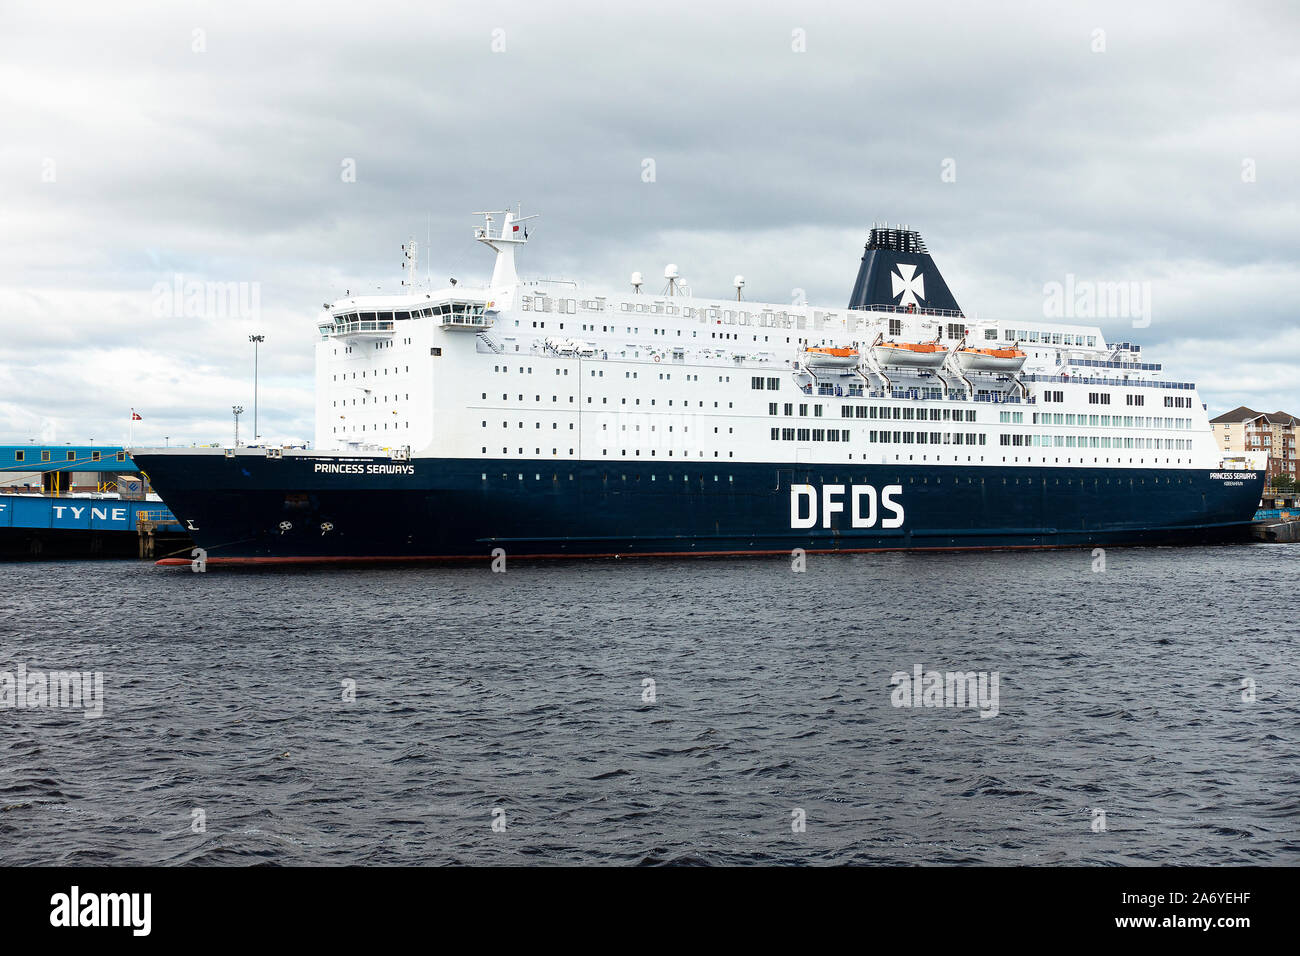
[1251, 519, 1300, 543]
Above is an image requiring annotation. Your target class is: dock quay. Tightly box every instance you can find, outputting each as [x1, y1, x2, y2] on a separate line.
[1249, 487, 1300, 542]
[1250, 510, 1300, 543]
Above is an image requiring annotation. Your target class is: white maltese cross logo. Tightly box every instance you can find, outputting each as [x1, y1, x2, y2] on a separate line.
[891, 264, 925, 307]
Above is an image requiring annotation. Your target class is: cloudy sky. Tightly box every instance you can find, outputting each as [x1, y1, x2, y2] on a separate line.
[1, 0, 1296, 446]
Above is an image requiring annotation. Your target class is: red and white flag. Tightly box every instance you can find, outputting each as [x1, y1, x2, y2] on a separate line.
[131, 410, 143, 421]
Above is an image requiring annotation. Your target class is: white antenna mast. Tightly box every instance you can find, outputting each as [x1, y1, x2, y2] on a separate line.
[474, 205, 538, 289]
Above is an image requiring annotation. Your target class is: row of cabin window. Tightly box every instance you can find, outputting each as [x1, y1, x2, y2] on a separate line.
[868, 432, 985, 445]
[492, 367, 735, 384]
[333, 395, 409, 407]
[524, 318, 762, 345]
[482, 471, 741, 483]
[476, 447, 1194, 467]
[483, 421, 736, 437]
[770, 429, 852, 442]
[840, 406, 978, 422]
[1031, 413, 1193, 429]
[1005, 330, 1098, 346]
[1000, 434, 1194, 449]
[477, 471, 1199, 487]
[1046, 390, 1183, 410]
[486, 422, 576, 429]
[769, 403, 826, 417]
[483, 447, 739, 458]
[480, 392, 735, 410]
[332, 366, 410, 381]
[521, 315, 751, 342]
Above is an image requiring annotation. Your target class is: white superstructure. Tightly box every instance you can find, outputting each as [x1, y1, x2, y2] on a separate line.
[314, 209, 1216, 471]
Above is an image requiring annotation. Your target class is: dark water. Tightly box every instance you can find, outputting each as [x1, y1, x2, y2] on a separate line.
[1, 544, 1297, 865]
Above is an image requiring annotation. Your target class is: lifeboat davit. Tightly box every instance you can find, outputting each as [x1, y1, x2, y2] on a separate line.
[802, 346, 860, 369]
[870, 340, 948, 369]
[956, 346, 1027, 373]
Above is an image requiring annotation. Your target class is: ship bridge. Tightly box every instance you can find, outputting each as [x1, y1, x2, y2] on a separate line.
[319, 295, 492, 339]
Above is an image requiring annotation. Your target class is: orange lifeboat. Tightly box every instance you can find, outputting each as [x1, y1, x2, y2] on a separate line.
[956, 345, 1027, 373]
[802, 346, 860, 368]
[870, 340, 948, 369]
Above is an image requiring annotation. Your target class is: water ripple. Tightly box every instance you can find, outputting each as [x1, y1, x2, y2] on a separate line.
[0, 544, 1298, 864]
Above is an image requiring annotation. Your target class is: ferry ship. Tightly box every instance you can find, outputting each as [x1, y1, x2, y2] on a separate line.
[133, 210, 1263, 564]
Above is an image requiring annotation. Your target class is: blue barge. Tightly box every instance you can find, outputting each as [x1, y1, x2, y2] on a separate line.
[0, 445, 189, 559]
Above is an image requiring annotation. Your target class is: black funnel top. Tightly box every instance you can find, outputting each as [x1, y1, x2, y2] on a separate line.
[847, 226, 963, 316]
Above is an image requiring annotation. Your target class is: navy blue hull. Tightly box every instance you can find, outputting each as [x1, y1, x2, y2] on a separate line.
[131, 453, 1265, 563]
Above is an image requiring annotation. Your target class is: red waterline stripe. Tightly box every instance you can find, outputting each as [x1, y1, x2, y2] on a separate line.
[157, 542, 1093, 567]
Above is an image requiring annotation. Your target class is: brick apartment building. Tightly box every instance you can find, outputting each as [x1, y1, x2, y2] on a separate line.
[1210, 406, 1298, 484]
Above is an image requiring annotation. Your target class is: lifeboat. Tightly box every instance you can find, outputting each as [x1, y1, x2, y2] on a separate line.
[870, 340, 948, 369]
[802, 346, 860, 369]
[544, 336, 596, 357]
[956, 345, 1027, 373]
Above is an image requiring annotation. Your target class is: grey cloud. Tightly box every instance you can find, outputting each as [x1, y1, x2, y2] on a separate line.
[1, 0, 1296, 444]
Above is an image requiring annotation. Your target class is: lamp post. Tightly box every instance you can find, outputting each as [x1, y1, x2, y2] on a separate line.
[249, 334, 265, 442]
[233, 405, 244, 447]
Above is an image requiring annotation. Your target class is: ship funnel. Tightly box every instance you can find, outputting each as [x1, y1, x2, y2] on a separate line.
[847, 225, 962, 316]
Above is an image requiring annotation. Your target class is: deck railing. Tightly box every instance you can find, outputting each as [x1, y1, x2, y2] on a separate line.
[321, 319, 395, 337]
